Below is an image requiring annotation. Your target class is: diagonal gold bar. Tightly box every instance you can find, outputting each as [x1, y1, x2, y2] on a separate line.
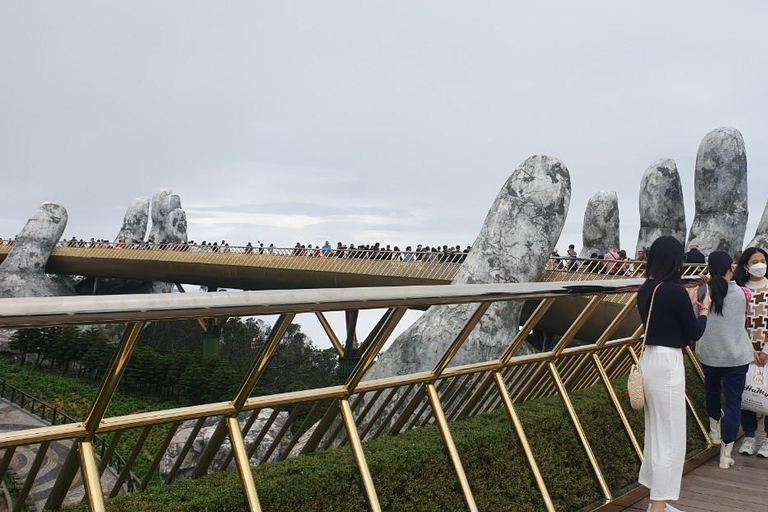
[109, 425, 152, 498]
[97, 431, 123, 476]
[685, 395, 712, 447]
[684, 346, 705, 383]
[0, 445, 15, 483]
[425, 383, 478, 512]
[339, 398, 381, 512]
[551, 295, 605, 357]
[500, 298, 555, 365]
[315, 311, 345, 356]
[547, 362, 613, 501]
[232, 313, 295, 411]
[166, 417, 206, 483]
[322, 393, 366, 450]
[79, 442, 106, 512]
[345, 307, 407, 392]
[227, 416, 262, 512]
[247, 409, 282, 459]
[373, 384, 418, 438]
[84, 322, 145, 438]
[359, 388, 399, 440]
[45, 443, 81, 510]
[17, 441, 51, 509]
[432, 302, 491, 376]
[301, 401, 340, 454]
[493, 371, 555, 512]
[139, 421, 181, 490]
[591, 353, 643, 460]
[563, 296, 638, 389]
[221, 410, 262, 470]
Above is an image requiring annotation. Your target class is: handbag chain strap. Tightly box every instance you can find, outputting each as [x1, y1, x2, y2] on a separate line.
[638, 282, 662, 362]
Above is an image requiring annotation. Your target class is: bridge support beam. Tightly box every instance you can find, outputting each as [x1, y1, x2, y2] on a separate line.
[340, 398, 381, 512]
[227, 416, 262, 512]
[80, 441, 106, 512]
[548, 361, 613, 502]
[493, 371, 555, 512]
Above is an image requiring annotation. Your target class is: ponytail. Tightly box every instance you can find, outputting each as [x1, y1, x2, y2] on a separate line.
[707, 250, 733, 316]
[709, 274, 728, 315]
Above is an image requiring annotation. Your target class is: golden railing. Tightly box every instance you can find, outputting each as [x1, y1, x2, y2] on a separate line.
[0, 278, 711, 512]
[0, 241, 706, 290]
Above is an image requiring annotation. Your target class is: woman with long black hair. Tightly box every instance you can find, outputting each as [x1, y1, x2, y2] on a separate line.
[695, 251, 753, 469]
[637, 236, 710, 512]
[734, 247, 768, 457]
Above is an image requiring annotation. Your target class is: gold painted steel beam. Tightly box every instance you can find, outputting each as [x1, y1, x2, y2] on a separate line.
[551, 295, 605, 357]
[247, 408, 282, 460]
[493, 372, 555, 512]
[591, 353, 643, 460]
[139, 421, 181, 490]
[232, 314, 295, 411]
[359, 387, 399, 440]
[227, 416, 262, 512]
[97, 431, 123, 476]
[315, 312, 345, 356]
[500, 298, 555, 365]
[425, 383, 478, 511]
[79, 441, 106, 512]
[279, 400, 324, 460]
[345, 307, 407, 392]
[166, 417, 206, 484]
[684, 346, 705, 383]
[372, 384, 418, 439]
[17, 441, 50, 509]
[300, 402, 340, 455]
[322, 393, 365, 450]
[432, 302, 491, 376]
[45, 442, 81, 510]
[0, 446, 15, 483]
[222, 410, 262, 470]
[109, 425, 152, 498]
[340, 398, 381, 512]
[84, 322, 145, 438]
[547, 362, 613, 502]
[685, 395, 712, 448]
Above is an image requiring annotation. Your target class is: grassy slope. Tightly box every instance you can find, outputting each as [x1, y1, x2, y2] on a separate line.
[0, 357, 175, 479]
[59, 364, 708, 512]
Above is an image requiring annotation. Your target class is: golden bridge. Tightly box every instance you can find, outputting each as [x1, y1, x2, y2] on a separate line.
[0, 247, 739, 511]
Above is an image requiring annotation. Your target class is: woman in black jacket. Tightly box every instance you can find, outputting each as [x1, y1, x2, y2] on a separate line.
[637, 236, 710, 512]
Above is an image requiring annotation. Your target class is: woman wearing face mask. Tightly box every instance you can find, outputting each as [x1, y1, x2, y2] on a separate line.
[695, 251, 754, 469]
[734, 247, 768, 457]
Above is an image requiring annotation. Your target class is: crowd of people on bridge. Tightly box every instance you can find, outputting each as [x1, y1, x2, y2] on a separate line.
[635, 237, 768, 512]
[2, 236, 472, 264]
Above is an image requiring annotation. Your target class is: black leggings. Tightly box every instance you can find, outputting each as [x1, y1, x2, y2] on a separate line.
[742, 410, 768, 437]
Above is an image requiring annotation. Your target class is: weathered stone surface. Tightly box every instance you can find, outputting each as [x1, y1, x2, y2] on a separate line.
[148, 190, 180, 243]
[636, 159, 686, 252]
[365, 155, 571, 380]
[687, 127, 748, 254]
[746, 198, 768, 251]
[0, 203, 73, 297]
[115, 197, 149, 244]
[579, 191, 620, 257]
[159, 410, 290, 482]
[161, 208, 188, 244]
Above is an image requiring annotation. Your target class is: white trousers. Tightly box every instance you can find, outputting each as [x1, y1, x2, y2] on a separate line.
[638, 345, 686, 501]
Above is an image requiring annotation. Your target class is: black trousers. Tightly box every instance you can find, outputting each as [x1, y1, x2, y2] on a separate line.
[742, 409, 768, 437]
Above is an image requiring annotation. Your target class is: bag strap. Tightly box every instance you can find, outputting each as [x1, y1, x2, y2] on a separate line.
[639, 282, 662, 361]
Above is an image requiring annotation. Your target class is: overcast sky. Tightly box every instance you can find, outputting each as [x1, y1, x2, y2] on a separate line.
[2, 2, 767, 347]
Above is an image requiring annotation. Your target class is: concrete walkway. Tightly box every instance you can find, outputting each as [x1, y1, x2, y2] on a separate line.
[0, 398, 120, 512]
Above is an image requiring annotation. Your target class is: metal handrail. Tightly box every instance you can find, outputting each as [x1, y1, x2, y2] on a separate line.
[0, 380, 135, 492]
[0, 279, 710, 512]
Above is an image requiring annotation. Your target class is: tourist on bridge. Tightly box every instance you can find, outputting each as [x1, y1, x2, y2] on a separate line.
[684, 243, 706, 264]
[734, 247, 768, 457]
[603, 244, 621, 274]
[694, 251, 754, 469]
[637, 236, 709, 512]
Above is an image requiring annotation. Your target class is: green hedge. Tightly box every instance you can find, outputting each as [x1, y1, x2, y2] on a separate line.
[64, 364, 709, 512]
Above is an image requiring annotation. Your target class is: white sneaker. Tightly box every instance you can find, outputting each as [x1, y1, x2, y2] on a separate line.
[758, 439, 768, 458]
[665, 505, 684, 512]
[739, 437, 757, 455]
[709, 417, 721, 445]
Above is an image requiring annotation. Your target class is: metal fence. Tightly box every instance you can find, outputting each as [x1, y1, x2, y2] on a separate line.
[0, 278, 711, 512]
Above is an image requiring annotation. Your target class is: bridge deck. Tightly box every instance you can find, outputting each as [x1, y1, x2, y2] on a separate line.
[623, 448, 768, 512]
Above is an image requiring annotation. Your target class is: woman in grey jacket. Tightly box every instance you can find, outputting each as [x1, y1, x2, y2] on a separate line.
[696, 251, 754, 469]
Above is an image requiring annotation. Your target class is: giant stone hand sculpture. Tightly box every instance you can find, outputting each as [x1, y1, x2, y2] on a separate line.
[0, 203, 73, 298]
[687, 127, 748, 254]
[636, 159, 686, 252]
[364, 155, 571, 380]
[115, 197, 150, 243]
[579, 191, 620, 258]
[746, 199, 768, 251]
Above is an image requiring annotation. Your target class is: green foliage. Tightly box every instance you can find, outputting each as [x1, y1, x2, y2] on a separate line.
[64, 374, 709, 512]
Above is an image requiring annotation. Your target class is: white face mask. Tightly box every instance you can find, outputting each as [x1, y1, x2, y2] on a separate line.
[748, 262, 767, 278]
